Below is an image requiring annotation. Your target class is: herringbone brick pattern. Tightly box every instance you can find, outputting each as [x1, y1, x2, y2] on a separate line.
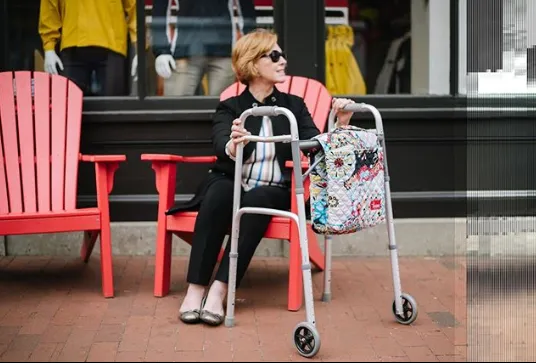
[0, 255, 466, 362]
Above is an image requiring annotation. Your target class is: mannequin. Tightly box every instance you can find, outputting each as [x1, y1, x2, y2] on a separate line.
[38, 0, 138, 96]
[151, 0, 257, 96]
[374, 31, 411, 94]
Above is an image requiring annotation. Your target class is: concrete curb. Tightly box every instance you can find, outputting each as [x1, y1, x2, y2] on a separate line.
[2, 217, 468, 257]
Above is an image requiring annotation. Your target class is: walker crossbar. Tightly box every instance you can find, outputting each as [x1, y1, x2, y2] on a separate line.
[224, 206, 314, 327]
[299, 139, 321, 151]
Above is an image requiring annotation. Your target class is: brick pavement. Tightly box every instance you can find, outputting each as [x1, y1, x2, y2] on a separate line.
[0, 255, 466, 362]
[467, 256, 536, 362]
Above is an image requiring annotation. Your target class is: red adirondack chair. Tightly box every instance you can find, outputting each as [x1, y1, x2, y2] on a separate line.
[0, 71, 126, 298]
[142, 75, 332, 311]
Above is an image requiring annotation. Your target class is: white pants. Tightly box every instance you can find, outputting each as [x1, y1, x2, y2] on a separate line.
[164, 56, 235, 96]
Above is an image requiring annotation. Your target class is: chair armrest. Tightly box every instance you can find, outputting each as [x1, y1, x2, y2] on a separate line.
[80, 154, 125, 197]
[182, 156, 217, 163]
[140, 154, 217, 164]
[80, 154, 126, 163]
[141, 154, 183, 163]
[140, 154, 215, 208]
[285, 160, 310, 169]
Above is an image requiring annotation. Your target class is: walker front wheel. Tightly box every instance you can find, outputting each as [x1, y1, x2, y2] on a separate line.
[293, 322, 321, 358]
[392, 293, 418, 325]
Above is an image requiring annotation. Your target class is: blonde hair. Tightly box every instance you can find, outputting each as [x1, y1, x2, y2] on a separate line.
[232, 28, 278, 85]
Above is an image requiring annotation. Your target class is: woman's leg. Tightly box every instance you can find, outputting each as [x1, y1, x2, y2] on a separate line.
[202, 185, 291, 316]
[179, 176, 234, 314]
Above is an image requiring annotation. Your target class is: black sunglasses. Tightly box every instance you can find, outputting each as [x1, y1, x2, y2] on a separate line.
[262, 50, 286, 62]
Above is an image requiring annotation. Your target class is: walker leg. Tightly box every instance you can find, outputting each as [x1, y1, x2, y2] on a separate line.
[321, 235, 332, 302]
[225, 141, 247, 328]
[297, 194, 316, 326]
[292, 192, 321, 358]
[380, 132, 418, 325]
[225, 212, 241, 328]
[290, 140, 321, 358]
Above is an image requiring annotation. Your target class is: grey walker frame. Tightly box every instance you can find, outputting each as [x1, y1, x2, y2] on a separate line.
[322, 103, 418, 326]
[224, 106, 321, 358]
[223, 103, 418, 358]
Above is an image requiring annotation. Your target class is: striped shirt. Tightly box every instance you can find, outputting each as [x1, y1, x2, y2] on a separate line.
[227, 116, 286, 192]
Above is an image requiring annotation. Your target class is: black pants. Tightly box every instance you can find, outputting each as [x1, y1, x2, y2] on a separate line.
[60, 46, 127, 96]
[186, 174, 291, 288]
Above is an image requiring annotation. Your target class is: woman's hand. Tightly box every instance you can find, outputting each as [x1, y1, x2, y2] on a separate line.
[227, 118, 251, 157]
[332, 97, 355, 126]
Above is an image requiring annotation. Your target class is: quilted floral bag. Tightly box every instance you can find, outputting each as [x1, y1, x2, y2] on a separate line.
[309, 125, 386, 235]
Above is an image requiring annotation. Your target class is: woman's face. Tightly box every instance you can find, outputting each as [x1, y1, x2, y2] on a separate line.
[255, 43, 287, 84]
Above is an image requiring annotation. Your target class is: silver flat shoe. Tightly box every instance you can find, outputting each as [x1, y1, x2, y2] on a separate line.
[179, 297, 205, 324]
[179, 309, 201, 324]
[200, 309, 224, 326]
[200, 297, 224, 326]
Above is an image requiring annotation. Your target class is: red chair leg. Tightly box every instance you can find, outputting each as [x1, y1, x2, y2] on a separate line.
[288, 234, 303, 311]
[306, 225, 325, 271]
[81, 231, 100, 263]
[154, 226, 173, 297]
[287, 225, 325, 311]
[93, 162, 118, 299]
[99, 221, 115, 298]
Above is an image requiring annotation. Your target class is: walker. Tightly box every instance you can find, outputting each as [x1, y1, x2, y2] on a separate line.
[224, 103, 418, 359]
[321, 103, 419, 327]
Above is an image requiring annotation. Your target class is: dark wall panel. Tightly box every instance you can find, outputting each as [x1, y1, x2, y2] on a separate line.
[74, 96, 536, 222]
[75, 97, 466, 222]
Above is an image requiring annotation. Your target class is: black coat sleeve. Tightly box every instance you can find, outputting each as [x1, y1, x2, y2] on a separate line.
[296, 97, 321, 140]
[212, 98, 258, 162]
[239, 0, 257, 35]
[211, 100, 236, 161]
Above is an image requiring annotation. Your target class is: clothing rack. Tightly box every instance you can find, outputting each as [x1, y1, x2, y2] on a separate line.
[253, 5, 349, 26]
[143, 2, 349, 27]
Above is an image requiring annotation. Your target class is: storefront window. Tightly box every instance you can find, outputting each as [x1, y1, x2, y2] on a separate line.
[1, 1, 43, 74]
[145, 0, 270, 97]
[0, 0, 459, 99]
[0, 0, 139, 97]
[459, 0, 536, 96]
[330, 0, 451, 96]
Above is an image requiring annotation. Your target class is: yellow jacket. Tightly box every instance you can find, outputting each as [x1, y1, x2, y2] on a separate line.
[39, 0, 137, 57]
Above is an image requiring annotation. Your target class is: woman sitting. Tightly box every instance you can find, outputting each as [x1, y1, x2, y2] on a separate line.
[177, 28, 356, 326]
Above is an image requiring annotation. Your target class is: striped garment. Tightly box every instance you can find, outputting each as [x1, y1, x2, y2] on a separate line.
[241, 116, 286, 191]
[227, 116, 286, 192]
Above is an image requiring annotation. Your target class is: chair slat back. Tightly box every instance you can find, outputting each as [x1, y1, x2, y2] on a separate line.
[0, 71, 83, 215]
[219, 76, 332, 132]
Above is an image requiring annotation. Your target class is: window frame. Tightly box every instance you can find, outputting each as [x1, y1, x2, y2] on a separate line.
[457, 0, 536, 98]
[0, 0, 466, 105]
[134, 0, 465, 102]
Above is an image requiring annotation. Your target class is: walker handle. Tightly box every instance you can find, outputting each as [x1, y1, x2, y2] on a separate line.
[245, 135, 292, 143]
[327, 102, 385, 135]
[250, 106, 279, 117]
[239, 106, 299, 142]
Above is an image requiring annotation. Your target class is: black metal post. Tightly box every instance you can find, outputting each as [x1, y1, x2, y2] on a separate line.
[273, 0, 285, 51]
[0, 0, 9, 71]
[449, 0, 459, 96]
[276, 0, 326, 84]
[136, 0, 147, 100]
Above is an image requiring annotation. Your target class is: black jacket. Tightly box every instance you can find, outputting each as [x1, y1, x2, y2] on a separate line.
[151, 0, 257, 59]
[166, 86, 321, 214]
